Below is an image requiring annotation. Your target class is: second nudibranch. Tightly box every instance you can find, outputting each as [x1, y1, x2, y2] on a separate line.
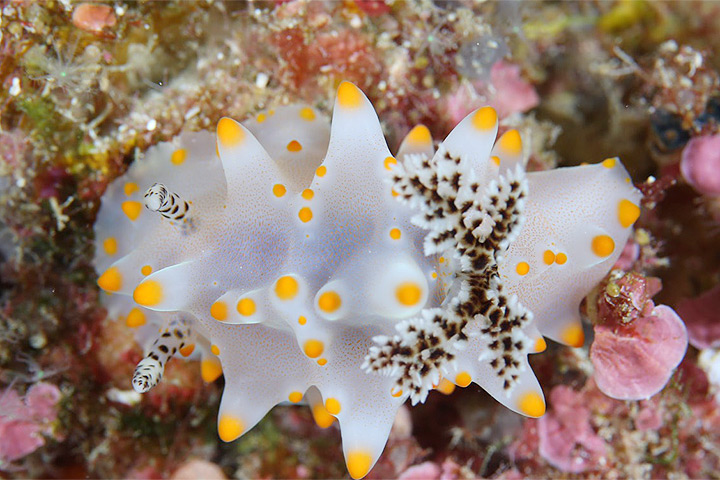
[94, 82, 641, 479]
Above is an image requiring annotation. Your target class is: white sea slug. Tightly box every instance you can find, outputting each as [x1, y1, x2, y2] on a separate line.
[94, 82, 641, 479]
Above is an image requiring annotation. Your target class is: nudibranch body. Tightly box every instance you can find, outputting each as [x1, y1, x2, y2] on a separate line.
[94, 82, 641, 478]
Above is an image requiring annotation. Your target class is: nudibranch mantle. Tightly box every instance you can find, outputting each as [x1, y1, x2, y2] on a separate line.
[94, 82, 640, 479]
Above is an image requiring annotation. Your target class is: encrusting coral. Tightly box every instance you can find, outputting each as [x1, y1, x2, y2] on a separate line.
[94, 82, 640, 478]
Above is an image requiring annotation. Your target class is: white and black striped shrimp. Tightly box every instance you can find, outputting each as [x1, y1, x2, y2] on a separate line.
[132, 315, 194, 393]
[144, 183, 190, 221]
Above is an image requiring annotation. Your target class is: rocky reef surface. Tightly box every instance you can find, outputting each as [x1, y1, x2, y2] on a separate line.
[1, 1, 720, 478]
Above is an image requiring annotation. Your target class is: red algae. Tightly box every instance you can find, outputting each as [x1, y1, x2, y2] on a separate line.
[591, 305, 688, 400]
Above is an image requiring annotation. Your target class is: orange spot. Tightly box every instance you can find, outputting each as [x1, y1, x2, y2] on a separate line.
[303, 339, 324, 358]
[337, 81, 363, 108]
[347, 450, 373, 480]
[395, 282, 422, 306]
[217, 118, 244, 147]
[518, 392, 545, 417]
[256, 113, 267, 123]
[288, 391, 303, 403]
[436, 378, 456, 395]
[301, 189, 314, 200]
[591, 235, 615, 257]
[201, 358, 222, 382]
[98, 267, 122, 292]
[325, 397, 341, 415]
[534, 337, 547, 352]
[561, 323, 585, 347]
[555, 252, 567, 265]
[472, 106, 497, 130]
[123, 182, 139, 196]
[211, 301, 228, 321]
[602, 157, 616, 168]
[170, 148, 187, 165]
[287, 140, 303, 152]
[491, 155, 501, 166]
[455, 371, 472, 388]
[391, 388, 403, 398]
[542, 250, 555, 265]
[316, 165, 327, 177]
[218, 415, 244, 442]
[406, 125, 432, 145]
[133, 280, 163, 307]
[389, 228, 401, 240]
[298, 207, 313, 223]
[237, 298, 256, 316]
[317, 358, 327, 366]
[384, 156, 397, 170]
[618, 199, 640, 228]
[318, 291, 341, 313]
[211, 344, 220, 356]
[275, 275, 299, 300]
[516, 261, 530, 276]
[179, 343, 195, 357]
[312, 403, 335, 428]
[140, 265, 152, 276]
[125, 308, 146, 328]
[298, 315, 307, 325]
[121, 201, 142, 221]
[499, 129, 522, 155]
[103, 237, 118, 255]
[273, 184, 286, 198]
[300, 107, 316, 121]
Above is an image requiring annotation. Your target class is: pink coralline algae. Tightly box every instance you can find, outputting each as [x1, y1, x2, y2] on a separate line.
[0, 382, 62, 464]
[396, 459, 463, 480]
[397, 461, 442, 480]
[676, 284, 720, 349]
[537, 385, 607, 473]
[444, 61, 539, 125]
[486, 61, 541, 119]
[680, 134, 720, 196]
[613, 238, 640, 271]
[591, 305, 688, 400]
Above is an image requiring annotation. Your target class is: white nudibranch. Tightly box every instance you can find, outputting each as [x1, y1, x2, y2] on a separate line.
[93, 83, 641, 479]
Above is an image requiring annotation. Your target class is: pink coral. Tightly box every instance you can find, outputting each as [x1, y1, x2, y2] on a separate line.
[680, 134, 720, 196]
[537, 385, 607, 473]
[676, 284, 720, 349]
[0, 382, 62, 464]
[444, 61, 539, 125]
[591, 305, 688, 400]
[613, 238, 640, 270]
[635, 399, 664, 431]
[487, 61, 540, 119]
[397, 461, 441, 480]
